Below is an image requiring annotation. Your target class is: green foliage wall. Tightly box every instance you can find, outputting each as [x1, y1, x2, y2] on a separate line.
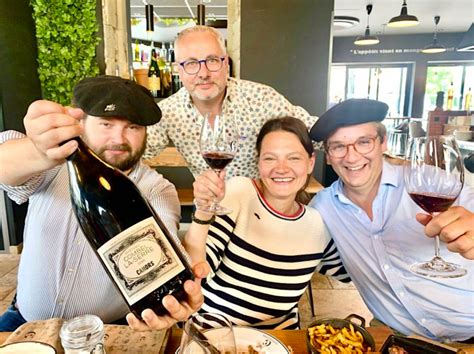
[31, 0, 100, 105]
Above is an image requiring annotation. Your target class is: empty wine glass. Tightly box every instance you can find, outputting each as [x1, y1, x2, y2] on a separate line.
[387, 130, 408, 157]
[179, 312, 236, 354]
[404, 135, 466, 278]
[199, 113, 239, 215]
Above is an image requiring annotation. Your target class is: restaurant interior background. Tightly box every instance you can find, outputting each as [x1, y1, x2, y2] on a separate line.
[0, 0, 473, 251]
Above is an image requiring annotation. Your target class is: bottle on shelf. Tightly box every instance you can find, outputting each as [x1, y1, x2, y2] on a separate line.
[148, 48, 161, 98]
[167, 42, 175, 64]
[464, 87, 472, 112]
[446, 81, 454, 110]
[133, 40, 140, 62]
[168, 42, 182, 94]
[157, 47, 167, 71]
[161, 61, 172, 98]
[66, 138, 194, 319]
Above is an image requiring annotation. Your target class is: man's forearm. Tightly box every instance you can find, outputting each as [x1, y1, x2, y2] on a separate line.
[0, 138, 53, 186]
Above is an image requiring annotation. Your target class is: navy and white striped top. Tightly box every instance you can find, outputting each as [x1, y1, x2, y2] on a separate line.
[199, 177, 350, 329]
[0, 130, 182, 323]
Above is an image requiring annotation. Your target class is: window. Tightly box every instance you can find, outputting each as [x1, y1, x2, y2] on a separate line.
[330, 64, 412, 117]
[424, 63, 474, 117]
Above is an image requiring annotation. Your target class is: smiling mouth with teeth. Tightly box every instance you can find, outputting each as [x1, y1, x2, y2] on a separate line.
[272, 177, 294, 182]
[347, 165, 365, 171]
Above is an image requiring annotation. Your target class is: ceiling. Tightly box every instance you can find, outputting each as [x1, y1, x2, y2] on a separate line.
[130, 0, 473, 42]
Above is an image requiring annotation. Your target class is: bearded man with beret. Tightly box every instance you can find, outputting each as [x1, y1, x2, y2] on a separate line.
[309, 99, 474, 343]
[0, 76, 206, 332]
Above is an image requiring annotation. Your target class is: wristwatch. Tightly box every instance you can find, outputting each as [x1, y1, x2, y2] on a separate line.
[191, 211, 215, 225]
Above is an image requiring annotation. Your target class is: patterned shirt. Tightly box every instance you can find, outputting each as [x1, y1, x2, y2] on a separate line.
[145, 78, 317, 178]
[199, 177, 349, 329]
[0, 130, 182, 323]
[310, 161, 474, 342]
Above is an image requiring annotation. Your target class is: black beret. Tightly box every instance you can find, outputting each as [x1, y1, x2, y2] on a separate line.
[310, 99, 389, 142]
[73, 75, 161, 126]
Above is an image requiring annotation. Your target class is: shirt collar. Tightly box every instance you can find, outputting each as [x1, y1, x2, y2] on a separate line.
[127, 162, 142, 182]
[332, 157, 400, 203]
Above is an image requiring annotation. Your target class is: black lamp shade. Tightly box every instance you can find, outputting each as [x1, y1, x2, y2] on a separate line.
[458, 23, 474, 52]
[387, 1, 419, 27]
[354, 27, 380, 46]
[146, 4, 154, 32]
[197, 4, 205, 25]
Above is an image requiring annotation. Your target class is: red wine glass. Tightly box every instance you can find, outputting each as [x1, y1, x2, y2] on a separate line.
[199, 113, 238, 215]
[404, 135, 466, 278]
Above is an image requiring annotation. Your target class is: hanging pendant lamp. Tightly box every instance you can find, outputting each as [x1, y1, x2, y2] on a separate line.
[421, 16, 446, 54]
[145, 4, 154, 32]
[354, 4, 380, 46]
[197, 1, 205, 25]
[387, 0, 419, 28]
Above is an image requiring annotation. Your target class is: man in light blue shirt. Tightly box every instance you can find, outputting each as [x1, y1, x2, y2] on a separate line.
[309, 99, 474, 342]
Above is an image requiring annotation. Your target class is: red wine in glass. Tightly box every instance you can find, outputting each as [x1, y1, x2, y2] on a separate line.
[408, 192, 457, 213]
[202, 152, 235, 170]
[199, 113, 238, 215]
[404, 135, 466, 278]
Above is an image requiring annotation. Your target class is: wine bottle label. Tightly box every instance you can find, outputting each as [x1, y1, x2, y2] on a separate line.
[97, 217, 185, 305]
[149, 76, 161, 91]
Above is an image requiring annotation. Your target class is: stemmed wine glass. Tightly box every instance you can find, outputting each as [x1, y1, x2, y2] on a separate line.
[199, 113, 239, 215]
[179, 312, 236, 354]
[404, 135, 466, 278]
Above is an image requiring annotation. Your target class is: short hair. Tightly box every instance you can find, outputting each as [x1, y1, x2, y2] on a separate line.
[373, 122, 387, 142]
[174, 25, 226, 60]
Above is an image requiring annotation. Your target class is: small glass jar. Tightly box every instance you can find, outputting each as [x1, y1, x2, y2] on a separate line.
[60, 314, 106, 354]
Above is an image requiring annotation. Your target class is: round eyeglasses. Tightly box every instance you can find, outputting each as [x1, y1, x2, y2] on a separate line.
[326, 136, 379, 158]
[179, 56, 225, 75]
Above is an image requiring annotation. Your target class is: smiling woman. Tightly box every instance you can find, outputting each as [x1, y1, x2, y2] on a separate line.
[182, 117, 350, 330]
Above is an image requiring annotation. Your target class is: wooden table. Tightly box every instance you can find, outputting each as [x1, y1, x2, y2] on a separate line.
[164, 326, 393, 353]
[2, 326, 472, 353]
[0, 326, 391, 353]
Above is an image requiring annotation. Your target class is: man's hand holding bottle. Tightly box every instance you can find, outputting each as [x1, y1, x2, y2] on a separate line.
[126, 262, 209, 331]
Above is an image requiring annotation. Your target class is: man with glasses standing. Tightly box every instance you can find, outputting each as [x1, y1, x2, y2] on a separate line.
[144, 25, 316, 179]
[308, 99, 474, 343]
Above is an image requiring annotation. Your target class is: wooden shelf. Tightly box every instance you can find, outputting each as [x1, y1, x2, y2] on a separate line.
[144, 147, 187, 168]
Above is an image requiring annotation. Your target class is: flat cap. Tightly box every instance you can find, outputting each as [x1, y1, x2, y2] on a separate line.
[73, 75, 161, 126]
[310, 99, 389, 142]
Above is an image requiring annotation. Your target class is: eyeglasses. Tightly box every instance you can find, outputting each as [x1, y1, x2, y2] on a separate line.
[179, 56, 225, 75]
[326, 136, 379, 158]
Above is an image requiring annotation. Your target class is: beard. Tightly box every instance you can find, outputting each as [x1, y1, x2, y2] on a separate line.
[190, 79, 226, 101]
[82, 136, 147, 172]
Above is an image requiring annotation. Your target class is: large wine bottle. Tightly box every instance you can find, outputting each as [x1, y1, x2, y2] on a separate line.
[66, 138, 194, 319]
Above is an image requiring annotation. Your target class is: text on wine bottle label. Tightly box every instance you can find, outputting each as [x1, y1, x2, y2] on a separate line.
[97, 217, 185, 305]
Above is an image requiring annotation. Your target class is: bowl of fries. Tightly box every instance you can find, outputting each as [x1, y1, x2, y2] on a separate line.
[306, 314, 375, 353]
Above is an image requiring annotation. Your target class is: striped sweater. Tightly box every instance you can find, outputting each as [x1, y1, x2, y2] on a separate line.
[200, 177, 349, 329]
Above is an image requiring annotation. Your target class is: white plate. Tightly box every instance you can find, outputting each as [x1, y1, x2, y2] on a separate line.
[0, 341, 57, 353]
[176, 326, 291, 354]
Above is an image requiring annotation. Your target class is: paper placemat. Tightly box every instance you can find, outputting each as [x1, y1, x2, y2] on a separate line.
[3, 318, 170, 354]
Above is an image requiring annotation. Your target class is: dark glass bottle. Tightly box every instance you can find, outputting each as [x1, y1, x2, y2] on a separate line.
[66, 138, 194, 319]
[148, 49, 161, 98]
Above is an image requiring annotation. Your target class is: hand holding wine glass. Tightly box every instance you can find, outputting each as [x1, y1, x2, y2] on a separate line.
[404, 135, 466, 278]
[199, 113, 238, 215]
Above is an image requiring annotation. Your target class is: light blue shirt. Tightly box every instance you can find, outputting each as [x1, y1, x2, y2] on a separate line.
[310, 160, 474, 342]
